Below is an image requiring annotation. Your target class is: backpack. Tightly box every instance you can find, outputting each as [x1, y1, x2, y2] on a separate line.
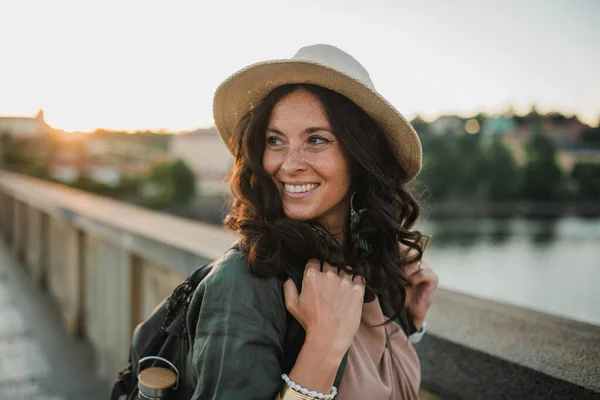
[110, 249, 311, 400]
[111, 261, 216, 400]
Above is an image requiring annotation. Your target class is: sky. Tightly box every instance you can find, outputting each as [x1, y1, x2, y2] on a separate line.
[1, 0, 599, 132]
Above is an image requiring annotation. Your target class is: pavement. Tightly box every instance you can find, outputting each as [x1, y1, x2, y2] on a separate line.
[0, 240, 106, 400]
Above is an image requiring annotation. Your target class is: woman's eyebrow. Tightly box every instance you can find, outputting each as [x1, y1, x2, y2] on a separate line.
[266, 127, 333, 135]
[305, 127, 333, 134]
[266, 127, 285, 135]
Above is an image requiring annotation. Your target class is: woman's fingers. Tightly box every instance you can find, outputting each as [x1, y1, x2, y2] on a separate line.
[321, 261, 338, 274]
[305, 259, 321, 276]
[338, 268, 353, 282]
[302, 260, 366, 297]
[405, 263, 419, 277]
[302, 259, 366, 289]
[351, 273, 366, 286]
[321, 263, 365, 288]
[283, 278, 299, 314]
[410, 265, 438, 287]
[406, 258, 430, 275]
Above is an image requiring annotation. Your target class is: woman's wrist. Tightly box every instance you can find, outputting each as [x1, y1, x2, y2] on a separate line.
[281, 374, 337, 399]
[304, 330, 348, 360]
[288, 334, 345, 394]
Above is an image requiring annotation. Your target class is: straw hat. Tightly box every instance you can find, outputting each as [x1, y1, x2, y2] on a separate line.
[213, 44, 422, 181]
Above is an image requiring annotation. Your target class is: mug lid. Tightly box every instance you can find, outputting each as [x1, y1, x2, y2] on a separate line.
[138, 367, 177, 390]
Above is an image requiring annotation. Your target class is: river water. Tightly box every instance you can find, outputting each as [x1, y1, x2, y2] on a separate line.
[418, 217, 600, 326]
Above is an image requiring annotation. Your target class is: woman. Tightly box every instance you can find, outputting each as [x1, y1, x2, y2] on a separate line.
[187, 44, 438, 399]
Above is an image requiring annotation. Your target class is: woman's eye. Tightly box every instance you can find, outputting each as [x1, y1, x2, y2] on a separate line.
[308, 136, 329, 145]
[266, 136, 282, 146]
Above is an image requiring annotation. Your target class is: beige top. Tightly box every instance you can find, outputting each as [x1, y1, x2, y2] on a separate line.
[337, 298, 421, 400]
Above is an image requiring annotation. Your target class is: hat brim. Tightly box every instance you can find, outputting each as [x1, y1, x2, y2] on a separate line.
[213, 59, 422, 182]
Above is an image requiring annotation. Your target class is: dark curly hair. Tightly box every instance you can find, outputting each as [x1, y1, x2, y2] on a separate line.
[225, 83, 426, 323]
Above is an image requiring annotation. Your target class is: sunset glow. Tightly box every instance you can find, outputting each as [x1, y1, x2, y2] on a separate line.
[2, 0, 599, 132]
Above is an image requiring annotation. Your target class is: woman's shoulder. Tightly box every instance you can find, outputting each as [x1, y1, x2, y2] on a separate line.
[187, 244, 288, 342]
[205, 244, 251, 281]
[205, 245, 278, 285]
[200, 244, 286, 312]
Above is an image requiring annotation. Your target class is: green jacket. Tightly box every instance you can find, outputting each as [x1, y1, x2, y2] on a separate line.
[186, 245, 409, 399]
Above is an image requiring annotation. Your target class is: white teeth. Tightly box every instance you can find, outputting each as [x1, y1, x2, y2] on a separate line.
[284, 183, 318, 193]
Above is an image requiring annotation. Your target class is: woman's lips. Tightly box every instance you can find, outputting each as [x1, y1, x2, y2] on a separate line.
[282, 182, 320, 198]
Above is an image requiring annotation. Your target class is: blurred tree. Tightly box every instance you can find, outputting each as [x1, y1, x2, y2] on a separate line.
[170, 159, 196, 204]
[520, 134, 564, 200]
[410, 115, 430, 136]
[149, 162, 172, 184]
[453, 133, 485, 197]
[525, 105, 541, 123]
[579, 127, 600, 149]
[472, 112, 487, 133]
[145, 162, 175, 209]
[484, 137, 520, 201]
[144, 159, 196, 208]
[1, 134, 33, 168]
[418, 135, 458, 199]
[571, 163, 600, 201]
[0, 131, 54, 178]
[418, 132, 487, 200]
[71, 177, 115, 196]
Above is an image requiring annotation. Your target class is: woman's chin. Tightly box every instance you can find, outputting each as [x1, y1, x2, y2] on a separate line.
[282, 208, 318, 222]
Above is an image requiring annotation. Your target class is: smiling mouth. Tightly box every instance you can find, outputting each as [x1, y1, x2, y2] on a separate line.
[283, 183, 320, 194]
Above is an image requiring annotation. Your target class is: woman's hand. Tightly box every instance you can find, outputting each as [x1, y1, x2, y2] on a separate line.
[405, 259, 438, 331]
[283, 259, 365, 357]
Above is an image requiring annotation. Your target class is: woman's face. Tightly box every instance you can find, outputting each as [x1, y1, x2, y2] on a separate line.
[263, 88, 352, 232]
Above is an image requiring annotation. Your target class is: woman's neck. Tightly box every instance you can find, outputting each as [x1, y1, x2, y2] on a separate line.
[315, 219, 348, 247]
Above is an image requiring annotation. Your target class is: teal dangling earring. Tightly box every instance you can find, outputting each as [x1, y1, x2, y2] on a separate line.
[350, 191, 371, 251]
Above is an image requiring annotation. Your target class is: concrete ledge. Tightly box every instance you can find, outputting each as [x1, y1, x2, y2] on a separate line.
[419, 288, 600, 397]
[418, 334, 599, 400]
[0, 171, 237, 272]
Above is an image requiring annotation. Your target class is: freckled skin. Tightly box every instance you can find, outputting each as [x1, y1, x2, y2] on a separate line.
[262, 89, 353, 234]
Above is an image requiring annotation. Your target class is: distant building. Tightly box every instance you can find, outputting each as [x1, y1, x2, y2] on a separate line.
[542, 114, 589, 148]
[85, 161, 121, 187]
[0, 110, 49, 139]
[49, 156, 151, 186]
[86, 135, 155, 159]
[429, 116, 465, 136]
[481, 116, 518, 137]
[47, 139, 85, 183]
[47, 133, 153, 186]
[480, 116, 518, 146]
[557, 149, 600, 173]
[49, 161, 79, 183]
[169, 127, 233, 195]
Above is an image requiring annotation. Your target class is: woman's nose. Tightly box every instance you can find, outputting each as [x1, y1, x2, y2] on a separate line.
[280, 147, 307, 175]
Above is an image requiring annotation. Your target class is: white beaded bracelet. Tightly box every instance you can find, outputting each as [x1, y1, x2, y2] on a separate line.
[281, 374, 338, 400]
